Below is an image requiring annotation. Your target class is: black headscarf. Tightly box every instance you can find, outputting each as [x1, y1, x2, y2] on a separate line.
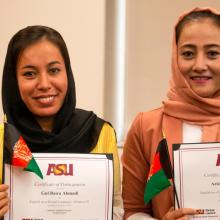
[2, 25, 104, 153]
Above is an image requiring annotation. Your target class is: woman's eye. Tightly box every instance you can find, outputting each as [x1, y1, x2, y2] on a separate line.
[23, 71, 35, 78]
[181, 51, 194, 59]
[49, 68, 60, 74]
[207, 50, 220, 59]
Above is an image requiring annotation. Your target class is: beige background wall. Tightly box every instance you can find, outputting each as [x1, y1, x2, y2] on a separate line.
[1, 1, 220, 143]
[123, 0, 220, 141]
[0, 0, 105, 117]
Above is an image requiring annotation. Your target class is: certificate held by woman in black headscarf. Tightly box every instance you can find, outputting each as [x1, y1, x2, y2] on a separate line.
[4, 153, 114, 220]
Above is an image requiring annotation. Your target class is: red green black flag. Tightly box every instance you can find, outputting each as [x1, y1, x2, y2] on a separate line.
[3, 122, 43, 179]
[144, 138, 172, 204]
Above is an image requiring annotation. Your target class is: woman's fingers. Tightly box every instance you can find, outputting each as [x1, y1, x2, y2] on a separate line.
[0, 184, 8, 192]
[0, 184, 9, 217]
[0, 197, 9, 209]
[172, 208, 197, 219]
[0, 203, 9, 217]
[0, 184, 8, 202]
[164, 207, 198, 220]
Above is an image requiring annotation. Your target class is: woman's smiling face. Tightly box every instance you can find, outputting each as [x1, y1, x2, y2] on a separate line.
[16, 39, 68, 120]
[177, 18, 220, 98]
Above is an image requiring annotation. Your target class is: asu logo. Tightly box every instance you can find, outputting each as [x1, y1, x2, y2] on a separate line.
[46, 164, 73, 176]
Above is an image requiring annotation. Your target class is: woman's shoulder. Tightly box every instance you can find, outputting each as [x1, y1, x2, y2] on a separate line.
[92, 122, 116, 153]
[101, 122, 114, 131]
[99, 122, 116, 140]
[131, 107, 163, 129]
[142, 106, 163, 118]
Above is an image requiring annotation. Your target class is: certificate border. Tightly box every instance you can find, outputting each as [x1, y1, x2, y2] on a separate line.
[173, 143, 220, 209]
[5, 153, 113, 220]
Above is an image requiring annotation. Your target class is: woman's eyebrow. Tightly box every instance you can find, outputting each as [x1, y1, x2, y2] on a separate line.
[20, 61, 62, 70]
[179, 44, 220, 49]
[21, 65, 36, 69]
[205, 44, 220, 48]
[47, 61, 61, 66]
[178, 44, 195, 49]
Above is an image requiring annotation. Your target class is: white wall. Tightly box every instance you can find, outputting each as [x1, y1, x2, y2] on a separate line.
[0, 0, 105, 117]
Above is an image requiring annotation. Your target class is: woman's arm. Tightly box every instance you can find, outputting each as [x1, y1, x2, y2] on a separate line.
[122, 113, 198, 220]
[122, 113, 153, 219]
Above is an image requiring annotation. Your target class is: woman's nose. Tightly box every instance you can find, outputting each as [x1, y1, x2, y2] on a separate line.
[37, 72, 51, 90]
[192, 54, 208, 73]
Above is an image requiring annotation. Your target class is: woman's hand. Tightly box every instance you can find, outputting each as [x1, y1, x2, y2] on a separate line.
[0, 184, 9, 217]
[163, 207, 198, 220]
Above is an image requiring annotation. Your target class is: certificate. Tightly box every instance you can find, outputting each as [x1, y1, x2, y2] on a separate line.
[173, 143, 220, 220]
[4, 153, 113, 220]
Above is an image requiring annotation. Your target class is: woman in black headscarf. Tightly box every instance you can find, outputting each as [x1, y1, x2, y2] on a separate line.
[0, 25, 122, 218]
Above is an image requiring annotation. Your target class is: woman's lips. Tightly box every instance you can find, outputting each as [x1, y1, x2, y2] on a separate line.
[190, 76, 212, 84]
[34, 95, 56, 105]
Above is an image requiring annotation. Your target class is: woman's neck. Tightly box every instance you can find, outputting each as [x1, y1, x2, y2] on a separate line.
[35, 117, 54, 132]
